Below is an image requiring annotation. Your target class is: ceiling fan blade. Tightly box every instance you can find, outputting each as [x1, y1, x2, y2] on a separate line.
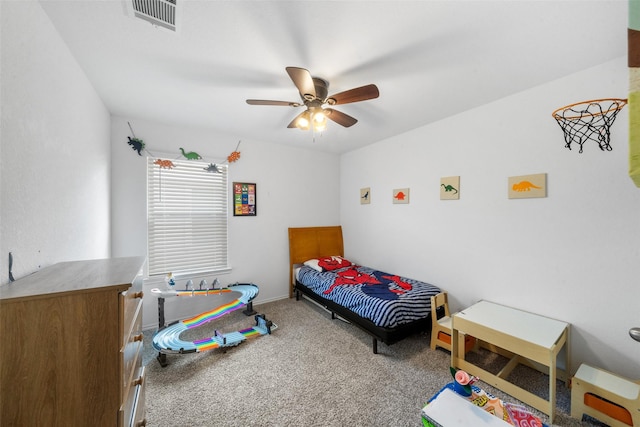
[327, 84, 379, 105]
[286, 67, 316, 100]
[325, 108, 358, 127]
[246, 99, 301, 107]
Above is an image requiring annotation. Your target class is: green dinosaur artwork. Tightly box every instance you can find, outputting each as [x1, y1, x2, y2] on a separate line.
[180, 147, 202, 160]
[441, 183, 458, 194]
[440, 176, 460, 200]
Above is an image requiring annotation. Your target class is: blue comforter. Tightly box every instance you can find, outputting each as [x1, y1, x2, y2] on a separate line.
[297, 264, 441, 328]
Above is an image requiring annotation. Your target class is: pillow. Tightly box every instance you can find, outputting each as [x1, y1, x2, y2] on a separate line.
[304, 256, 352, 272]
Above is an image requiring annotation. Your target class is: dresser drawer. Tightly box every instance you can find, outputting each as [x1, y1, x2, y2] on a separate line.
[120, 366, 146, 427]
[121, 301, 143, 405]
[121, 275, 144, 347]
[131, 366, 147, 427]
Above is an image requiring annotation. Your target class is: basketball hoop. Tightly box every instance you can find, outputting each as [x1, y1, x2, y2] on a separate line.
[552, 98, 627, 153]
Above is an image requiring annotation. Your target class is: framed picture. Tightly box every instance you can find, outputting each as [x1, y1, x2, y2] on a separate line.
[233, 182, 257, 216]
[508, 173, 546, 199]
[360, 187, 371, 204]
[440, 176, 460, 200]
[393, 188, 410, 204]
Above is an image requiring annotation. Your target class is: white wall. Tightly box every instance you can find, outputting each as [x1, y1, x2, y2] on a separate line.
[340, 56, 640, 378]
[110, 116, 340, 328]
[0, 1, 111, 284]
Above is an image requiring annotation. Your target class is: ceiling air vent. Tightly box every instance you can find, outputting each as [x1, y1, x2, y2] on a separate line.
[130, 0, 177, 31]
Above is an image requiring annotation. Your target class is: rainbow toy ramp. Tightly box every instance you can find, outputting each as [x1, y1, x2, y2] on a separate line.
[151, 283, 276, 359]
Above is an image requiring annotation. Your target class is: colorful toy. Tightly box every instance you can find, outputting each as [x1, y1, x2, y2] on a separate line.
[151, 282, 276, 367]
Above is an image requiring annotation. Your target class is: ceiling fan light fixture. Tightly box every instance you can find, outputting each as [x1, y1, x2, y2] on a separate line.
[312, 109, 327, 132]
[313, 110, 326, 124]
[295, 110, 311, 130]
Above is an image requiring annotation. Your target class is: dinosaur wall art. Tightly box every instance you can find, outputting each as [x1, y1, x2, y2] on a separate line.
[440, 176, 460, 200]
[393, 188, 410, 204]
[360, 187, 371, 204]
[508, 173, 547, 199]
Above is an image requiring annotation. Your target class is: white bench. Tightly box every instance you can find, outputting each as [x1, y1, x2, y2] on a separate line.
[571, 363, 640, 427]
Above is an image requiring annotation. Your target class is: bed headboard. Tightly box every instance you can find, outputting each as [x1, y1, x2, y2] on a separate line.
[288, 226, 344, 298]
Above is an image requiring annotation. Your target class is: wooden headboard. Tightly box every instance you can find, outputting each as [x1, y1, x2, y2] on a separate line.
[288, 226, 344, 298]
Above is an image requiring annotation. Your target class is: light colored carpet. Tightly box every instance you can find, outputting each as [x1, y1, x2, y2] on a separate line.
[142, 297, 605, 427]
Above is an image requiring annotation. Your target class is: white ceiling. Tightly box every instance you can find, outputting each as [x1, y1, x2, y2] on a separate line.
[38, 0, 628, 154]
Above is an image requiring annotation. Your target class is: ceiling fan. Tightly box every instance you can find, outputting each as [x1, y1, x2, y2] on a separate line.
[246, 67, 379, 132]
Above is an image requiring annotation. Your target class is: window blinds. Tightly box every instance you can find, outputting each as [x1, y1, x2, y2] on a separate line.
[147, 158, 229, 276]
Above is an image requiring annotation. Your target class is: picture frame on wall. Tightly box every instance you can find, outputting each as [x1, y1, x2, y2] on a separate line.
[233, 182, 257, 216]
[508, 173, 546, 199]
[440, 176, 460, 200]
[393, 188, 410, 204]
[360, 187, 371, 204]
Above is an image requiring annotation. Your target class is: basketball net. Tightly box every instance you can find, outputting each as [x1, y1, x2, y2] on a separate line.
[552, 98, 627, 153]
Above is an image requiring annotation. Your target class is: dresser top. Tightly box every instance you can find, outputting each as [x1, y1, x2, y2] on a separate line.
[0, 256, 145, 302]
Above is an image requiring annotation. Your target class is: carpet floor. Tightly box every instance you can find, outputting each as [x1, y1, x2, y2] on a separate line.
[142, 296, 607, 427]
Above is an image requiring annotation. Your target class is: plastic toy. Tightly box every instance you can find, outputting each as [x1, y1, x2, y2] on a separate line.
[151, 282, 276, 367]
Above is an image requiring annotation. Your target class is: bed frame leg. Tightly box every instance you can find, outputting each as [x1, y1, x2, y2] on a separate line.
[372, 338, 378, 354]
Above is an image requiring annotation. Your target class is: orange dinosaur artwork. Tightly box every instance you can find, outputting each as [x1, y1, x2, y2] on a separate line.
[393, 188, 410, 204]
[512, 181, 541, 192]
[508, 173, 546, 199]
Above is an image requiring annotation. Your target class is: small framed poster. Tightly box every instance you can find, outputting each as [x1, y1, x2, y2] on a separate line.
[508, 173, 546, 199]
[233, 182, 257, 216]
[393, 188, 410, 204]
[440, 176, 460, 200]
[360, 187, 371, 204]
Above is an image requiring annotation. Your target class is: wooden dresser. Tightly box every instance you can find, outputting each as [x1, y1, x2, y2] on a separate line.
[0, 256, 146, 427]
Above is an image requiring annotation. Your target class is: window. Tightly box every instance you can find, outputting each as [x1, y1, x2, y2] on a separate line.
[147, 157, 228, 276]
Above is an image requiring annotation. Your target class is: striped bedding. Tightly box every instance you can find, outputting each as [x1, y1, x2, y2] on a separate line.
[296, 264, 441, 328]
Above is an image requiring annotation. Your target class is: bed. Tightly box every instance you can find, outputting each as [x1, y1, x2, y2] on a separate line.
[288, 226, 441, 353]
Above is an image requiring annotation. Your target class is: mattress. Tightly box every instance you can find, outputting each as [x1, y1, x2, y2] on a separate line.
[296, 264, 441, 328]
